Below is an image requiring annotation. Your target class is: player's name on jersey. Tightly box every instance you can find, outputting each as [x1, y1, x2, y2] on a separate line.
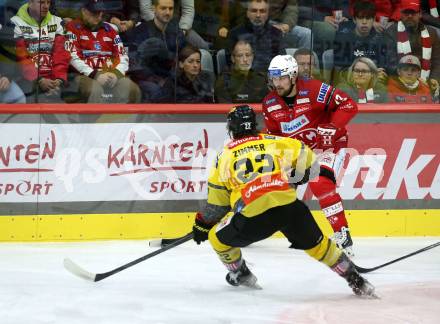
[232, 144, 265, 157]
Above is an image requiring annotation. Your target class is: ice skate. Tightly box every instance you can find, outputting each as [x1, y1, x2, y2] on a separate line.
[225, 261, 262, 290]
[332, 226, 355, 257]
[346, 271, 378, 299]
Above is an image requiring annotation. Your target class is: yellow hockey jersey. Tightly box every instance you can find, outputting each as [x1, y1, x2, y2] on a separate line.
[207, 133, 316, 217]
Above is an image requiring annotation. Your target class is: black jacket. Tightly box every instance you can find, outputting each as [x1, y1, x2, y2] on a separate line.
[334, 21, 392, 73]
[163, 70, 214, 103]
[215, 69, 267, 103]
[227, 18, 287, 72]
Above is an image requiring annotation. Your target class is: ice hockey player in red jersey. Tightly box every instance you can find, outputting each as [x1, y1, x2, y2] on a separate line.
[262, 55, 358, 256]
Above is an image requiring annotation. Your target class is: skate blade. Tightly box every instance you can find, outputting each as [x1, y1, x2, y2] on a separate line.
[365, 292, 380, 299]
[241, 276, 262, 290]
[357, 290, 380, 299]
[242, 282, 263, 290]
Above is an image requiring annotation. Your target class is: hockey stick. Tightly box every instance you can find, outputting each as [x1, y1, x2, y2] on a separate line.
[64, 232, 193, 282]
[354, 241, 440, 274]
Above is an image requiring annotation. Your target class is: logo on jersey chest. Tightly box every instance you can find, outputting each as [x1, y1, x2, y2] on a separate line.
[295, 104, 311, 114]
[280, 115, 309, 134]
[267, 104, 282, 112]
[296, 98, 310, 105]
[296, 128, 318, 147]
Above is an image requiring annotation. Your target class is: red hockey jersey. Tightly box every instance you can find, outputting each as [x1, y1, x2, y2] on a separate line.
[262, 78, 358, 149]
[65, 20, 129, 77]
[11, 6, 69, 82]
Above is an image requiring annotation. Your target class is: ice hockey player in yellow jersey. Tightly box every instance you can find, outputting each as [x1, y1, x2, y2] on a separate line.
[192, 104, 376, 297]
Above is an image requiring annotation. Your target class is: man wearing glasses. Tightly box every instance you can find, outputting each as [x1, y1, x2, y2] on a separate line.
[215, 39, 266, 103]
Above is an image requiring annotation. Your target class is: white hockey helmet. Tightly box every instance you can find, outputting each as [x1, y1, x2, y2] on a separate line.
[267, 55, 298, 80]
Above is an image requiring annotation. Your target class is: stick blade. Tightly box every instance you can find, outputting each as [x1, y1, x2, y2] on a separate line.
[64, 258, 97, 282]
[148, 239, 163, 248]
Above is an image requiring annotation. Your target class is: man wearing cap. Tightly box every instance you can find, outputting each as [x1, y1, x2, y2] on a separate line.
[385, 0, 440, 91]
[52, 0, 140, 34]
[65, 0, 141, 103]
[388, 54, 437, 103]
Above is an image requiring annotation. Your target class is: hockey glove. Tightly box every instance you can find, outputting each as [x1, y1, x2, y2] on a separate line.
[192, 212, 214, 244]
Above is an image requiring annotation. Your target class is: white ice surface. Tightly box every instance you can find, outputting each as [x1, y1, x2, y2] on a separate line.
[1, 237, 439, 324]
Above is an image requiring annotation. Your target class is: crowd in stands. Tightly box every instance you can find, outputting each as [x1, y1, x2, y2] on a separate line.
[0, 0, 439, 104]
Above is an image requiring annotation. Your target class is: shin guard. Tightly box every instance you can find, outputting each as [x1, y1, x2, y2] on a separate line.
[305, 237, 342, 267]
[208, 227, 243, 271]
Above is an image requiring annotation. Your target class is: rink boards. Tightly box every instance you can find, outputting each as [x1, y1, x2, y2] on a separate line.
[1, 210, 440, 241]
[0, 106, 439, 241]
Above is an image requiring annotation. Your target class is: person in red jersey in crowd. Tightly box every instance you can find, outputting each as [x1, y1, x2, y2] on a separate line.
[262, 55, 358, 257]
[11, 0, 70, 102]
[64, 0, 140, 103]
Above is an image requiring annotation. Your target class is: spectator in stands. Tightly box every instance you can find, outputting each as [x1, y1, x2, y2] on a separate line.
[215, 39, 266, 103]
[215, 1, 311, 49]
[293, 47, 320, 79]
[124, 0, 185, 102]
[53, 0, 140, 33]
[11, 0, 70, 103]
[162, 45, 214, 103]
[267, 0, 312, 49]
[385, 0, 440, 87]
[337, 57, 388, 103]
[192, 0, 231, 46]
[215, 0, 251, 49]
[334, 1, 391, 84]
[108, 1, 140, 33]
[226, 0, 288, 72]
[0, 13, 26, 103]
[298, 0, 350, 56]
[388, 54, 437, 103]
[348, 0, 394, 33]
[140, 0, 210, 49]
[65, 0, 141, 103]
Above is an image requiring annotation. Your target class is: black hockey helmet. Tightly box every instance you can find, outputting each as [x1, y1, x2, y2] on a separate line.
[227, 105, 258, 139]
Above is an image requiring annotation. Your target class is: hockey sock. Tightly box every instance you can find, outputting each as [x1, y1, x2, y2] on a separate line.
[309, 175, 349, 232]
[305, 237, 342, 267]
[329, 252, 355, 277]
[208, 230, 243, 271]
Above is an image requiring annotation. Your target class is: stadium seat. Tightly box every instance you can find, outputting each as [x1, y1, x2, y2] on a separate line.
[216, 49, 227, 74]
[200, 48, 214, 73]
[322, 49, 334, 83]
